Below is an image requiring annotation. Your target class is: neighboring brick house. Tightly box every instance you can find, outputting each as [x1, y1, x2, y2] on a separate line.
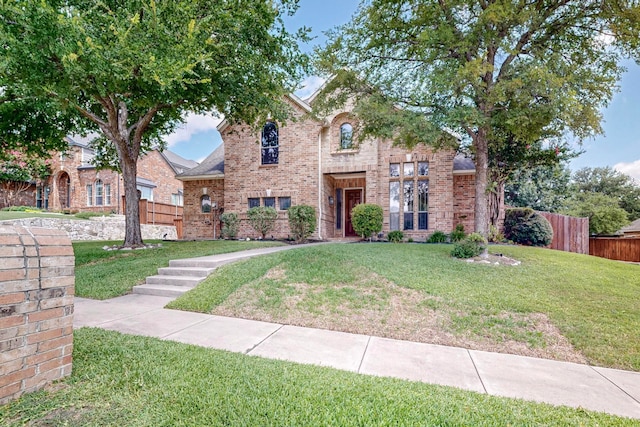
[37, 138, 197, 213]
[178, 93, 477, 240]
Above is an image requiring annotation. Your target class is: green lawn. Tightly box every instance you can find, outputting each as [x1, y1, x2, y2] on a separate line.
[74, 240, 284, 299]
[169, 243, 640, 371]
[0, 328, 634, 426]
[0, 210, 80, 221]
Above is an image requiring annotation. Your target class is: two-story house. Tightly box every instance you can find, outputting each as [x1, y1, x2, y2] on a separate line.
[177, 92, 477, 240]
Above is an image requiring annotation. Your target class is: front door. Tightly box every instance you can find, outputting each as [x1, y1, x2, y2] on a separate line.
[344, 189, 362, 237]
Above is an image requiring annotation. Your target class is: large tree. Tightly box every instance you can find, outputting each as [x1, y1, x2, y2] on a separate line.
[505, 163, 572, 213]
[0, 0, 307, 247]
[572, 166, 640, 220]
[315, 0, 639, 238]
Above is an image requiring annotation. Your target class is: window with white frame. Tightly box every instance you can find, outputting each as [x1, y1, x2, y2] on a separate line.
[95, 180, 104, 206]
[86, 184, 93, 206]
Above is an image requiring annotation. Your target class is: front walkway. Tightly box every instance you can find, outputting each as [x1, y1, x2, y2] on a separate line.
[74, 248, 640, 421]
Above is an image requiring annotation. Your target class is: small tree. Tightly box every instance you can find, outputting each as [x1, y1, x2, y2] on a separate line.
[504, 208, 554, 246]
[351, 204, 383, 241]
[564, 193, 629, 235]
[287, 205, 316, 243]
[220, 212, 240, 240]
[247, 206, 278, 239]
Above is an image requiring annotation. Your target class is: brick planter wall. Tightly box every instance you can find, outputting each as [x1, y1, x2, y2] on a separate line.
[0, 226, 74, 404]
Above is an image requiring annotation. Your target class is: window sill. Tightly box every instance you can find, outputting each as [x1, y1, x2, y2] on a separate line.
[331, 148, 360, 155]
[259, 164, 279, 169]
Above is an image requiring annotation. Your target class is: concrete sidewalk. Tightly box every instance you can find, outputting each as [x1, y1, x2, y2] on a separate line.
[73, 245, 640, 420]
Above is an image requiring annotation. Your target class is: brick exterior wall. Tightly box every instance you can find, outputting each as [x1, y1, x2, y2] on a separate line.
[181, 178, 225, 240]
[41, 147, 183, 213]
[0, 226, 74, 404]
[453, 174, 476, 233]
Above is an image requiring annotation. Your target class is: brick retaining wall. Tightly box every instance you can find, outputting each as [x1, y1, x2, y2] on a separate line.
[0, 226, 74, 404]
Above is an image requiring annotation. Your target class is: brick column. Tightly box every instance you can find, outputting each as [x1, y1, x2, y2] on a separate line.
[0, 226, 74, 404]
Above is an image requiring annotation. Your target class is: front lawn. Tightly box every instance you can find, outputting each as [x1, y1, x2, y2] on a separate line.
[0, 328, 634, 426]
[168, 243, 640, 371]
[74, 240, 284, 299]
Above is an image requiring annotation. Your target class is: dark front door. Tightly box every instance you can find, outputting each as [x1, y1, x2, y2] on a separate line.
[344, 189, 362, 237]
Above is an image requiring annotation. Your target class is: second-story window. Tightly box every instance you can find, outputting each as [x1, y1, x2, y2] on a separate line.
[261, 121, 279, 165]
[340, 123, 353, 149]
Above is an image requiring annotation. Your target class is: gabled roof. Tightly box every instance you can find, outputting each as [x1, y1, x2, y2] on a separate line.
[160, 150, 199, 174]
[620, 218, 640, 233]
[176, 144, 224, 181]
[453, 155, 475, 173]
[217, 94, 313, 133]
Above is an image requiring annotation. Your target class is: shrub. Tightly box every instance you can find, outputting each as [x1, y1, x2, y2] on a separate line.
[451, 232, 487, 259]
[427, 230, 448, 243]
[1, 206, 41, 212]
[450, 224, 466, 242]
[288, 205, 316, 243]
[247, 206, 278, 239]
[75, 211, 110, 219]
[351, 204, 383, 240]
[220, 212, 240, 239]
[387, 230, 404, 243]
[488, 224, 505, 243]
[504, 208, 553, 246]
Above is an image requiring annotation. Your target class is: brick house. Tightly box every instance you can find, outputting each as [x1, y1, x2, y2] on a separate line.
[177, 93, 476, 240]
[36, 138, 197, 213]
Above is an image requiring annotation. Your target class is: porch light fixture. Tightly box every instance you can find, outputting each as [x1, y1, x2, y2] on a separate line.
[328, 196, 334, 206]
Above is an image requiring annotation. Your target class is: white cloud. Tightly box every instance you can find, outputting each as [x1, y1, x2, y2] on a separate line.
[164, 112, 223, 147]
[294, 75, 326, 100]
[614, 159, 640, 183]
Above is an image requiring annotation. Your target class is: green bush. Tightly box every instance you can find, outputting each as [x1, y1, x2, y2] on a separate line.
[427, 230, 448, 243]
[450, 224, 466, 242]
[387, 230, 404, 243]
[288, 205, 316, 243]
[351, 204, 383, 240]
[504, 208, 553, 246]
[75, 211, 110, 219]
[1, 206, 41, 212]
[488, 224, 505, 243]
[450, 232, 487, 259]
[247, 206, 278, 239]
[220, 212, 240, 239]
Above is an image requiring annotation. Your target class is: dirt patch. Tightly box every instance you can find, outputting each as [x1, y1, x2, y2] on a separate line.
[213, 269, 586, 363]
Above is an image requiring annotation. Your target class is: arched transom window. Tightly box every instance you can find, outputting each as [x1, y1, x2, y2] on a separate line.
[340, 123, 353, 149]
[261, 121, 279, 165]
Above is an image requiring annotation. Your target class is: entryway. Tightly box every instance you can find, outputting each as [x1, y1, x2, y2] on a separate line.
[344, 189, 362, 237]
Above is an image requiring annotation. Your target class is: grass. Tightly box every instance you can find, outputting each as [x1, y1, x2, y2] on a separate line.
[169, 243, 640, 371]
[0, 210, 82, 221]
[74, 240, 284, 299]
[0, 328, 635, 426]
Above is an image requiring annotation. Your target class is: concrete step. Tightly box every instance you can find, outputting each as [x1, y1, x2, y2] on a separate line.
[132, 284, 191, 298]
[169, 259, 224, 269]
[157, 267, 215, 277]
[145, 275, 205, 287]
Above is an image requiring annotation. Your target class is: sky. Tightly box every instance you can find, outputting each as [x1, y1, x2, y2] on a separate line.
[165, 1, 640, 182]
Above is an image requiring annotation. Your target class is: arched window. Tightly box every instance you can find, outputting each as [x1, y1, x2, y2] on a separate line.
[261, 121, 279, 165]
[340, 123, 353, 149]
[201, 195, 211, 213]
[95, 179, 104, 206]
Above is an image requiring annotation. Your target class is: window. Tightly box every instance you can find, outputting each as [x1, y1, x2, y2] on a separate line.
[403, 181, 414, 230]
[137, 185, 153, 201]
[201, 195, 211, 213]
[171, 192, 183, 206]
[248, 198, 260, 209]
[86, 184, 93, 206]
[105, 184, 111, 205]
[278, 197, 291, 210]
[95, 180, 103, 206]
[389, 182, 400, 231]
[336, 189, 342, 230]
[418, 161, 429, 176]
[340, 123, 353, 149]
[81, 147, 94, 166]
[261, 121, 279, 165]
[418, 180, 428, 230]
[404, 162, 414, 177]
[264, 197, 276, 208]
[389, 163, 400, 177]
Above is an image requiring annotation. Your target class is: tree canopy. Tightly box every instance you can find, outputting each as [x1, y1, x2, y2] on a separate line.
[0, 0, 308, 246]
[315, 0, 640, 237]
[572, 166, 640, 221]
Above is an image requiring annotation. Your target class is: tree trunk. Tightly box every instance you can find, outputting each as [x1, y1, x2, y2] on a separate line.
[121, 155, 143, 247]
[473, 131, 489, 237]
[488, 170, 505, 229]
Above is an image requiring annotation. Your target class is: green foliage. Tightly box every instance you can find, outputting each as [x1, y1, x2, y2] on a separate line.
[572, 167, 640, 221]
[247, 206, 278, 239]
[1, 206, 42, 212]
[387, 230, 404, 243]
[505, 163, 573, 213]
[351, 204, 383, 240]
[427, 231, 448, 243]
[0, 0, 308, 246]
[220, 212, 240, 240]
[487, 225, 505, 243]
[287, 205, 316, 243]
[564, 193, 630, 235]
[451, 233, 487, 259]
[450, 224, 466, 242]
[74, 211, 110, 220]
[504, 208, 554, 246]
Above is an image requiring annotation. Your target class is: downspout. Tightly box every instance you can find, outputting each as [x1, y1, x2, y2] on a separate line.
[317, 130, 323, 240]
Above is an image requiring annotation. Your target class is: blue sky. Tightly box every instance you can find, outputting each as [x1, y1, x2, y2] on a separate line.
[165, 0, 640, 182]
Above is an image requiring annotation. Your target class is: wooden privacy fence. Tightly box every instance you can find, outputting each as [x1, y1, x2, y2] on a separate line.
[122, 196, 183, 227]
[536, 211, 589, 255]
[589, 237, 640, 263]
